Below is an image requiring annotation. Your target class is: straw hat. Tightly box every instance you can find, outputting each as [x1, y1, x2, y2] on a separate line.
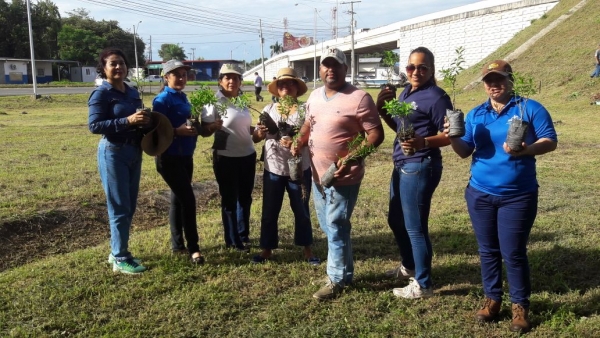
[267, 67, 308, 97]
[141, 112, 174, 156]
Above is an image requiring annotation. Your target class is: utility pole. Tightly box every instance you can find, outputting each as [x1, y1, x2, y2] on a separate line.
[133, 21, 141, 80]
[191, 47, 195, 61]
[149, 35, 152, 61]
[26, 0, 38, 99]
[341, 1, 359, 85]
[259, 19, 265, 80]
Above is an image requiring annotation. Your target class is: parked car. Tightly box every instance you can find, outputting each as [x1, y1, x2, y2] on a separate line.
[144, 75, 163, 83]
[94, 75, 138, 89]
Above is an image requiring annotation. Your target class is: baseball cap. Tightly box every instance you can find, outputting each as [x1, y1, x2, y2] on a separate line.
[481, 60, 512, 80]
[162, 60, 191, 75]
[320, 48, 346, 65]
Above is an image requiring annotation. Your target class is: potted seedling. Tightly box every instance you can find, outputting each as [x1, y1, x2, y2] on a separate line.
[321, 134, 378, 188]
[506, 72, 536, 152]
[383, 99, 416, 156]
[189, 84, 229, 149]
[440, 46, 466, 137]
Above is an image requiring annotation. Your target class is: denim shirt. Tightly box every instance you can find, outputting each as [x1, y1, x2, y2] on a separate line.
[392, 80, 453, 163]
[88, 81, 142, 143]
[152, 87, 196, 156]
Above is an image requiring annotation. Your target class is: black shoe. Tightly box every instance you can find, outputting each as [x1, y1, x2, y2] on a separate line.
[251, 255, 269, 264]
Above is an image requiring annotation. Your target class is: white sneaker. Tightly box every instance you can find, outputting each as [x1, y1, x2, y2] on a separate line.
[385, 264, 415, 280]
[393, 277, 433, 299]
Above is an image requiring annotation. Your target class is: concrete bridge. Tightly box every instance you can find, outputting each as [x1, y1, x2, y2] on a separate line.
[243, 0, 558, 82]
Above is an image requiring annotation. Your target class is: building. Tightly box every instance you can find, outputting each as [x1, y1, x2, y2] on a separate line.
[145, 60, 244, 81]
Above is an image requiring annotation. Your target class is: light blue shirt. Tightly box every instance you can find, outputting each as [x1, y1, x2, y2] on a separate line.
[462, 96, 557, 196]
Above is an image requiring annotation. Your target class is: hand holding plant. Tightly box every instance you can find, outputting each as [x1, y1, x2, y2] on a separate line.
[440, 46, 466, 137]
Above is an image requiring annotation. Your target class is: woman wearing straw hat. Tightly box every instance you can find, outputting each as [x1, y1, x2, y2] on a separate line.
[201, 63, 255, 252]
[152, 59, 206, 264]
[250, 67, 319, 265]
[88, 48, 149, 274]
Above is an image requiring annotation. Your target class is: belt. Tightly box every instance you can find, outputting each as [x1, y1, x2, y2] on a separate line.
[102, 135, 141, 145]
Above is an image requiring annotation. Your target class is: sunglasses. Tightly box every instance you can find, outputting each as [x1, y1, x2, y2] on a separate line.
[405, 64, 430, 73]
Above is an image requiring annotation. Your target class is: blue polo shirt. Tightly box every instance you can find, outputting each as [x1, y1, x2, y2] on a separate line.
[392, 80, 453, 163]
[152, 87, 197, 156]
[88, 81, 143, 143]
[462, 96, 557, 196]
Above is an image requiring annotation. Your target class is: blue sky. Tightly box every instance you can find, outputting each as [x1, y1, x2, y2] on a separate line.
[50, 0, 481, 62]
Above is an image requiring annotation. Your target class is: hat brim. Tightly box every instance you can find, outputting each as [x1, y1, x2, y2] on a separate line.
[267, 76, 308, 97]
[481, 70, 510, 81]
[141, 112, 174, 156]
[320, 56, 345, 65]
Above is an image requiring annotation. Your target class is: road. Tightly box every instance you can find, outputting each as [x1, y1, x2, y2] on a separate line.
[0, 85, 259, 97]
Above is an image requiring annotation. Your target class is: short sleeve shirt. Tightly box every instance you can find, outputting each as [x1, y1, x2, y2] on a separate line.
[305, 84, 381, 186]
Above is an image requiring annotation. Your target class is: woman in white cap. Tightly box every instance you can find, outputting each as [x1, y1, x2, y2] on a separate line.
[201, 63, 255, 252]
[152, 59, 206, 264]
[250, 67, 319, 265]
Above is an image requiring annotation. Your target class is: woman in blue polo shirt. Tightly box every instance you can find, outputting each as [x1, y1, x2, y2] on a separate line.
[376, 47, 453, 299]
[447, 60, 557, 333]
[152, 60, 206, 264]
[88, 48, 150, 274]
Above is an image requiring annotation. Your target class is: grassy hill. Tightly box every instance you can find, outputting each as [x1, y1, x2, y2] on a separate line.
[1, 0, 600, 336]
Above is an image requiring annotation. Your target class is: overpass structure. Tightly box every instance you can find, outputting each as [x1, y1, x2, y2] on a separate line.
[244, 0, 558, 83]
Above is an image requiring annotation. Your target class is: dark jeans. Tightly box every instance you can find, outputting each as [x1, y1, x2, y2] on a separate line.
[387, 157, 442, 289]
[465, 184, 537, 307]
[259, 169, 313, 250]
[212, 151, 256, 248]
[156, 154, 200, 253]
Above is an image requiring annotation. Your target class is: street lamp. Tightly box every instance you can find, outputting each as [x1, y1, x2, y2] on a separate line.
[295, 4, 317, 89]
[133, 21, 141, 80]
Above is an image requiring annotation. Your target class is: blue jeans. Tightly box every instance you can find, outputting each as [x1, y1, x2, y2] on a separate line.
[388, 157, 442, 289]
[260, 169, 313, 249]
[591, 64, 600, 77]
[212, 151, 256, 248]
[465, 184, 537, 307]
[97, 138, 142, 262]
[156, 154, 199, 254]
[312, 181, 361, 286]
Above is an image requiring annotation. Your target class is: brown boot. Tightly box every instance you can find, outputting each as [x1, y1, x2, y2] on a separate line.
[476, 297, 501, 322]
[510, 303, 531, 333]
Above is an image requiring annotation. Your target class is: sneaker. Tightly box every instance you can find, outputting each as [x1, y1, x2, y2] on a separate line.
[107, 253, 141, 265]
[385, 264, 415, 280]
[392, 277, 433, 299]
[112, 258, 147, 274]
[312, 278, 344, 300]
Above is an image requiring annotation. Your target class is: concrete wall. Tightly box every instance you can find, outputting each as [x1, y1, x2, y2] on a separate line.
[397, 0, 558, 75]
[3, 61, 28, 84]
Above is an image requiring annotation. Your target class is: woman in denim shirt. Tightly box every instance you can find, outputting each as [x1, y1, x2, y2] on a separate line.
[88, 48, 150, 274]
[152, 60, 208, 264]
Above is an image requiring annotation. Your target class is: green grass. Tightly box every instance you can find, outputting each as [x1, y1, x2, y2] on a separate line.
[2, 0, 600, 335]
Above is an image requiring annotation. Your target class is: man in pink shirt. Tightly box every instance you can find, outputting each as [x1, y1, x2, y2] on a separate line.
[294, 48, 384, 300]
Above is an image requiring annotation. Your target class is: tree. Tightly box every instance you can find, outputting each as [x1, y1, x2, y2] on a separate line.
[61, 8, 146, 66]
[158, 44, 186, 61]
[270, 41, 282, 57]
[381, 50, 398, 83]
[57, 25, 105, 65]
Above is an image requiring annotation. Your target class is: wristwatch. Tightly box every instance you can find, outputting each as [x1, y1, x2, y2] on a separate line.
[423, 137, 429, 149]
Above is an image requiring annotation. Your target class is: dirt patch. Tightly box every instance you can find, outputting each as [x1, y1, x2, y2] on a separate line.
[0, 180, 227, 272]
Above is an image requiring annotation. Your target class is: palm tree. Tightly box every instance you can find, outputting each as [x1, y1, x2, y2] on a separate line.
[270, 41, 282, 57]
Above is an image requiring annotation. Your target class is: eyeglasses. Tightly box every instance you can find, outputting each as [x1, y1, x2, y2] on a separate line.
[405, 64, 430, 73]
